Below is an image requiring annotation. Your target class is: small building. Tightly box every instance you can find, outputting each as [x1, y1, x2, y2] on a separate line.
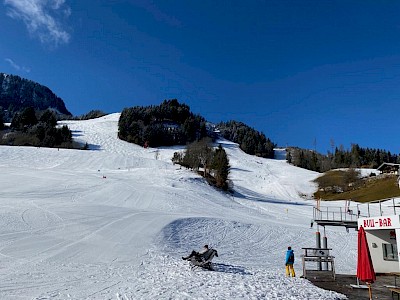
[358, 216, 399, 273]
[377, 163, 400, 175]
[357, 199, 400, 274]
[312, 198, 400, 274]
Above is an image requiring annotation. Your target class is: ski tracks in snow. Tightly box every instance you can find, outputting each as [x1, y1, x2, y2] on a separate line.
[0, 115, 354, 299]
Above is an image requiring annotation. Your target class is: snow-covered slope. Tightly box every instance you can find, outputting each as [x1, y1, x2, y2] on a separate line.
[0, 113, 356, 299]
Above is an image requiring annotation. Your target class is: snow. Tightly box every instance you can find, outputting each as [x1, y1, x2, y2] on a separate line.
[0, 113, 357, 299]
[334, 168, 377, 178]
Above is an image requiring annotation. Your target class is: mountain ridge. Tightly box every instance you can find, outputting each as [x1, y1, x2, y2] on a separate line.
[0, 72, 72, 121]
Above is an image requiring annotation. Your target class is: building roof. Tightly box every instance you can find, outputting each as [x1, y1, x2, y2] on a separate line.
[377, 162, 400, 171]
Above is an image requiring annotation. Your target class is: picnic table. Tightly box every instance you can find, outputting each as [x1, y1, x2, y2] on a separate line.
[301, 247, 336, 280]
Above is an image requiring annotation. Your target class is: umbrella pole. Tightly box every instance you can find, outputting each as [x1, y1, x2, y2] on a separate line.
[367, 283, 372, 300]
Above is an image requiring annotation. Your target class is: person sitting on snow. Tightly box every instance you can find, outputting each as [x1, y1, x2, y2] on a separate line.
[182, 244, 209, 261]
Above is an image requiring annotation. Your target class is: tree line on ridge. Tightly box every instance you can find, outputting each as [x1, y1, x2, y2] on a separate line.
[287, 144, 399, 173]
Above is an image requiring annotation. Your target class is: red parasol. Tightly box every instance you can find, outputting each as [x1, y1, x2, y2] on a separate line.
[357, 226, 376, 299]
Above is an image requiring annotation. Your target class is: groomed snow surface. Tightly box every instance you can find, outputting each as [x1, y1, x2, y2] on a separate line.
[0, 113, 357, 299]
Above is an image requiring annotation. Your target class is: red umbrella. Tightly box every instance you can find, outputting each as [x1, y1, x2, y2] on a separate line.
[357, 226, 376, 299]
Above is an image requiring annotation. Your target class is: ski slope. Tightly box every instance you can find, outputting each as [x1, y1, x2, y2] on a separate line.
[0, 113, 357, 299]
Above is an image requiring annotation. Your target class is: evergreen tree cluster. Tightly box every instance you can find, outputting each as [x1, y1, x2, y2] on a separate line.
[172, 138, 230, 190]
[118, 99, 207, 147]
[0, 73, 72, 121]
[72, 110, 107, 120]
[1, 107, 73, 148]
[0, 109, 4, 131]
[287, 144, 400, 173]
[216, 120, 276, 158]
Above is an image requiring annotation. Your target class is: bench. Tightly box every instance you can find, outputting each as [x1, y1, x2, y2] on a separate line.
[301, 247, 335, 280]
[389, 287, 400, 300]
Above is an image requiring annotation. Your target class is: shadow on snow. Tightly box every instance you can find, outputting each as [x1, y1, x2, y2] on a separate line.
[232, 187, 311, 207]
[212, 263, 252, 275]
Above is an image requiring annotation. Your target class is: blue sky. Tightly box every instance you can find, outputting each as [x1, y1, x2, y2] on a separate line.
[1, 0, 400, 154]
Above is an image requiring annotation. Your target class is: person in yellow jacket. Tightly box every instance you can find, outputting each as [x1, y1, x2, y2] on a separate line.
[285, 246, 296, 277]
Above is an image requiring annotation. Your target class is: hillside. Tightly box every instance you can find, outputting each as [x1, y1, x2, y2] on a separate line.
[0, 73, 71, 120]
[314, 170, 400, 202]
[0, 113, 357, 299]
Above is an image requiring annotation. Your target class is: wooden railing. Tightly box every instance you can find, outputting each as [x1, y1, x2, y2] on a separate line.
[313, 197, 400, 224]
[356, 198, 400, 218]
[313, 206, 358, 223]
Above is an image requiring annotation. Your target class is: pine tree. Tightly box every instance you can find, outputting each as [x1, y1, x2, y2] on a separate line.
[10, 106, 38, 130]
[0, 110, 4, 130]
[211, 144, 230, 190]
[39, 109, 57, 127]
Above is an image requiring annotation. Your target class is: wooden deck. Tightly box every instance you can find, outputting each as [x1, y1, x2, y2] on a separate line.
[307, 272, 397, 300]
[313, 207, 358, 229]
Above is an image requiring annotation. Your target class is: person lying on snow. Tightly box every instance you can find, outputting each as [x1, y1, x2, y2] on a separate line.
[182, 244, 210, 261]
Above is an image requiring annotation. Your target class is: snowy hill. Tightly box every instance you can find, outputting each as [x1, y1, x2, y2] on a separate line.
[0, 113, 356, 299]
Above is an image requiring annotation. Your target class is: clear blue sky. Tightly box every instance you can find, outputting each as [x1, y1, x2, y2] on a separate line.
[1, 1, 400, 154]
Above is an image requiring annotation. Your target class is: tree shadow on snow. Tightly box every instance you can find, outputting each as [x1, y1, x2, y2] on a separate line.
[74, 141, 101, 150]
[229, 167, 252, 173]
[71, 130, 84, 137]
[232, 188, 311, 207]
[87, 144, 102, 150]
[212, 263, 252, 275]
